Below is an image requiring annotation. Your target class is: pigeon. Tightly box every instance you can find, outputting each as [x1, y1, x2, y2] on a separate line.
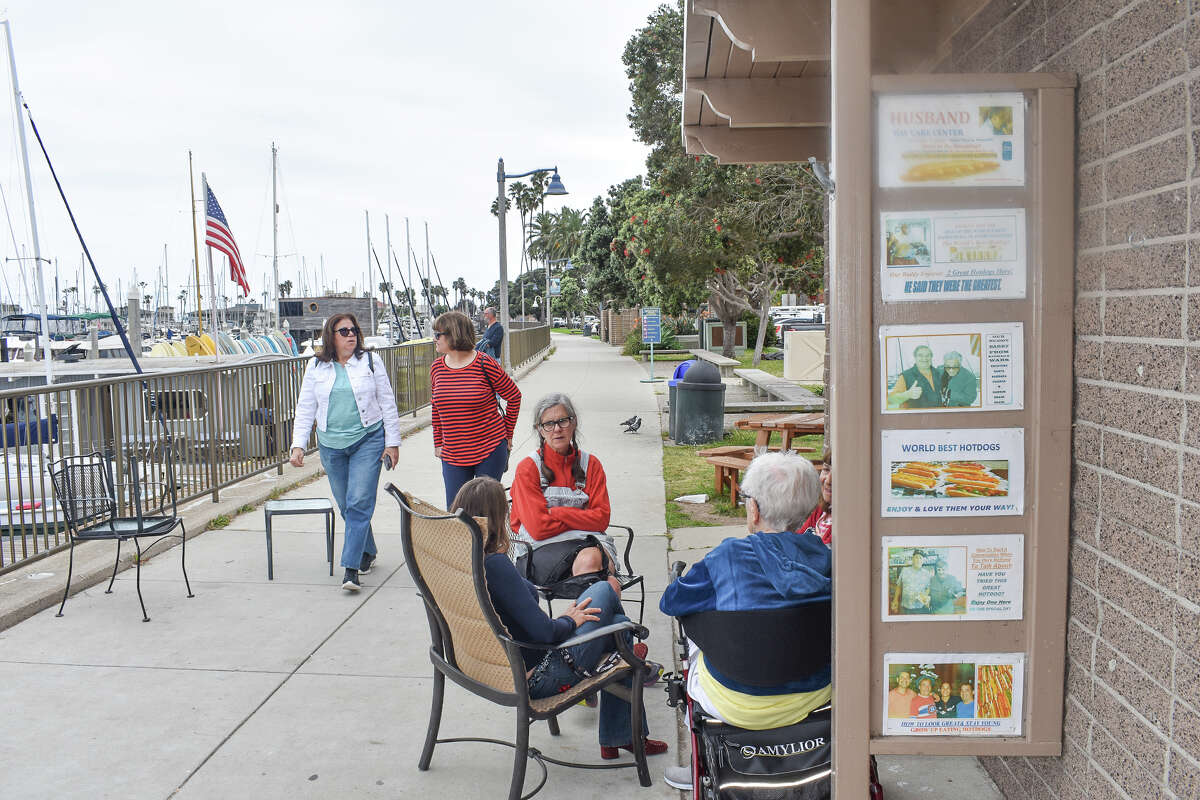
[622, 416, 642, 434]
[619, 415, 639, 427]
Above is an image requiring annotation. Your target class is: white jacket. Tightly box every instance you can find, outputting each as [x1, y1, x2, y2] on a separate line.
[290, 351, 404, 451]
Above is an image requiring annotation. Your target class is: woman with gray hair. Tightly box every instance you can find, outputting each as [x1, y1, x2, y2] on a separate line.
[509, 392, 621, 595]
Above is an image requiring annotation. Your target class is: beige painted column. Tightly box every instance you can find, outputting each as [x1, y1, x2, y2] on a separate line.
[829, 0, 873, 794]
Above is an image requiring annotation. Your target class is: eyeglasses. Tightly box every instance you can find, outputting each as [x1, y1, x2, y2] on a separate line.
[335, 327, 357, 338]
[538, 416, 575, 432]
[432, 331, 445, 339]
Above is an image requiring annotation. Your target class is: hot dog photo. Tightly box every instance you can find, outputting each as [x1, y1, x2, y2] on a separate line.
[890, 459, 1009, 498]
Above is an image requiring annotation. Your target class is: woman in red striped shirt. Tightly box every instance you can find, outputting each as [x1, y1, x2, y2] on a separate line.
[430, 311, 521, 509]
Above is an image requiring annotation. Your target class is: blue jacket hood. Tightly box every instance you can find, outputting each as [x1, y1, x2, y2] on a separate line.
[660, 530, 831, 618]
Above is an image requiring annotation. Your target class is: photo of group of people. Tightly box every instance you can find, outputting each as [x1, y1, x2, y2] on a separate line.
[887, 663, 977, 719]
[884, 335, 980, 410]
[886, 546, 967, 616]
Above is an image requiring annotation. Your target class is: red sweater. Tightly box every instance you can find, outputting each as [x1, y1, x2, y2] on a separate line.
[430, 352, 521, 466]
[509, 447, 611, 540]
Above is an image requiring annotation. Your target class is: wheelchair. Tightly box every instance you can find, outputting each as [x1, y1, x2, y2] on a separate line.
[663, 562, 883, 800]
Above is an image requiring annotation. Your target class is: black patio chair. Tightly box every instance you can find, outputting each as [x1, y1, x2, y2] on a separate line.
[387, 484, 653, 800]
[48, 450, 193, 622]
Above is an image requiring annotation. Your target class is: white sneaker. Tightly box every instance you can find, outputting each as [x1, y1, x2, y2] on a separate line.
[663, 764, 693, 791]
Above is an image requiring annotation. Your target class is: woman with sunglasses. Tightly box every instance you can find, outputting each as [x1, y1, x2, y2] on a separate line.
[509, 392, 621, 596]
[290, 314, 402, 592]
[430, 310, 521, 509]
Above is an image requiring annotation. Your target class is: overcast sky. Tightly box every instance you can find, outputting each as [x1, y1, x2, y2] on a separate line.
[0, 0, 656, 315]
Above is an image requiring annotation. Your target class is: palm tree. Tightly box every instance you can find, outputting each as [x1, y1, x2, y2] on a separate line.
[278, 279, 293, 298]
[452, 277, 468, 310]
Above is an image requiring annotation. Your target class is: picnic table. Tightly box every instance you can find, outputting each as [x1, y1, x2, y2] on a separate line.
[734, 412, 825, 450]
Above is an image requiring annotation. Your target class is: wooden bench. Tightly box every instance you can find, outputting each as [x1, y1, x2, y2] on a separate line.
[639, 349, 688, 361]
[724, 400, 824, 413]
[704, 453, 753, 506]
[689, 349, 740, 377]
[734, 368, 822, 404]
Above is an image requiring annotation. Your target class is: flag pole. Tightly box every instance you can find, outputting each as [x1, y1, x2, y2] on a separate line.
[201, 172, 219, 362]
[189, 151, 203, 335]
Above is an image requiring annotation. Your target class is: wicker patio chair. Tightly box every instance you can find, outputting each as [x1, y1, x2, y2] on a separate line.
[48, 450, 193, 622]
[387, 485, 654, 800]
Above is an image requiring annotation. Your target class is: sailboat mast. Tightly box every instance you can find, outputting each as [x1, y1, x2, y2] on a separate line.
[2, 21, 51, 381]
[188, 151, 203, 335]
[271, 142, 278, 330]
[365, 210, 374, 335]
[385, 214, 394, 341]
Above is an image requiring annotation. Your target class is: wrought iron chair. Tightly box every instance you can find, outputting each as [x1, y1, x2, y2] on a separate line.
[48, 450, 193, 622]
[387, 485, 654, 800]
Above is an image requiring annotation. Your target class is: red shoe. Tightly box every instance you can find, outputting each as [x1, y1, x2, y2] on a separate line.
[600, 739, 668, 759]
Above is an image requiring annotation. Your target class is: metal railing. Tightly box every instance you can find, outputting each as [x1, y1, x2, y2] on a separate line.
[506, 325, 551, 369]
[0, 340, 436, 574]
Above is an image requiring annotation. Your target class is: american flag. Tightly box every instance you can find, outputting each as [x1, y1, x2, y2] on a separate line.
[205, 185, 250, 296]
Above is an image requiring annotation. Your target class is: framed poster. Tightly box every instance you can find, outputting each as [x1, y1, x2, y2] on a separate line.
[881, 209, 1027, 301]
[878, 92, 1025, 187]
[883, 653, 1025, 736]
[882, 535, 1024, 621]
[882, 428, 1024, 517]
[881, 322, 1023, 413]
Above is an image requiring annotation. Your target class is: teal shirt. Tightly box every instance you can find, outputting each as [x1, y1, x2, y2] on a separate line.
[317, 363, 382, 449]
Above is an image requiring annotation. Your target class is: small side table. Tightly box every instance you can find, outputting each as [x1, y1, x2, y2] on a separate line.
[264, 498, 336, 580]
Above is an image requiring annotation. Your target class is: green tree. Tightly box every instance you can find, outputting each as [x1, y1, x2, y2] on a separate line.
[279, 279, 293, 297]
[623, 2, 685, 175]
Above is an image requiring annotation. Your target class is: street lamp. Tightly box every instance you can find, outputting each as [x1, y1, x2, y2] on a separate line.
[496, 158, 566, 372]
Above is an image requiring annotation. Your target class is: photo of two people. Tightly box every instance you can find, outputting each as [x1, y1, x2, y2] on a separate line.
[885, 334, 980, 410]
[886, 546, 967, 616]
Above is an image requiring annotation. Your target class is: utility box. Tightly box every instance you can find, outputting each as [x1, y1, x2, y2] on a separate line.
[784, 330, 826, 382]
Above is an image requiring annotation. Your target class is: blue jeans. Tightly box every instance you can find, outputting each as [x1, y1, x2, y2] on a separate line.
[319, 425, 384, 570]
[526, 581, 648, 748]
[440, 439, 508, 510]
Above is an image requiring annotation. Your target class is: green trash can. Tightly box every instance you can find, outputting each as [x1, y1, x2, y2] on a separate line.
[668, 359, 697, 441]
[675, 360, 726, 445]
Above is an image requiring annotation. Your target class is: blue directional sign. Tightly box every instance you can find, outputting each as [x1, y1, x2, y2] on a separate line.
[641, 307, 662, 344]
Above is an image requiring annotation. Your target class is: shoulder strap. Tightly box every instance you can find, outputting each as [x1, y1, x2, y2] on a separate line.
[575, 450, 589, 490]
[367, 351, 375, 372]
[528, 449, 548, 490]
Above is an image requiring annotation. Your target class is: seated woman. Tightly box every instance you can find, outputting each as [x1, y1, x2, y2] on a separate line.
[452, 477, 667, 760]
[799, 448, 832, 546]
[509, 392, 620, 594]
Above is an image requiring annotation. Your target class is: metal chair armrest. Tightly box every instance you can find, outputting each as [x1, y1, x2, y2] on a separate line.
[606, 524, 636, 575]
[503, 620, 648, 652]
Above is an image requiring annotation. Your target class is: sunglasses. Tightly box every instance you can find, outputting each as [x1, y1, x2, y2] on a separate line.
[538, 416, 575, 432]
[335, 327, 357, 338]
[432, 331, 445, 339]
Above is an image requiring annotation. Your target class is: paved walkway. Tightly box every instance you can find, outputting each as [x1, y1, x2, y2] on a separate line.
[0, 334, 1001, 799]
[0, 334, 679, 800]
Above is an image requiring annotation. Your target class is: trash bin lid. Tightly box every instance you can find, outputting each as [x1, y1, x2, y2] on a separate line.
[678, 359, 724, 388]
[668, 378, 680, 388]
[672, 359, 696, 380]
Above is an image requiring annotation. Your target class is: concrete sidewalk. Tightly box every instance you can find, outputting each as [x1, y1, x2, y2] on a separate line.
[0, 334, 680, 800]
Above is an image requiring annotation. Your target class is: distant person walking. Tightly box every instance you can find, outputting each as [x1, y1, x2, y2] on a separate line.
[476, 306, 504, 360]
[431, 310, 521, 509]
[290, 313, 401, 592]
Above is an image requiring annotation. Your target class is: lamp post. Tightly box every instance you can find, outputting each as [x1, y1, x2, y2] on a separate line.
[496, 158, 566, 371]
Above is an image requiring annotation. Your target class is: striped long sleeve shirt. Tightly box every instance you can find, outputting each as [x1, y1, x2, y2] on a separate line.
[430, 352, 522, 466]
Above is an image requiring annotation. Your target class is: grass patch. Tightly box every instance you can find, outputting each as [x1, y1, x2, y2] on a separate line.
[207, 515, 232, 530]
[803, 384, 825, 396]
[736, 349, 785, 377]
[236, 504, 255, 515]
[661, 429, 825, 526]
[550, 327, 578, 334]
[589, 334, 600, 340]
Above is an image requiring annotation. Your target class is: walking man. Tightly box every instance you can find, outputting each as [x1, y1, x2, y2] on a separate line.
[476, 306, 504, 360]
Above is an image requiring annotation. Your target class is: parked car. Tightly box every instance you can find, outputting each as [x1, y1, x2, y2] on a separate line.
[775, 317, 825, 338]
[553, 317, 566, 327]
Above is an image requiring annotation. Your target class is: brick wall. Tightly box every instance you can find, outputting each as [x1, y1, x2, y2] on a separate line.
[942, 3, 1200, 798]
